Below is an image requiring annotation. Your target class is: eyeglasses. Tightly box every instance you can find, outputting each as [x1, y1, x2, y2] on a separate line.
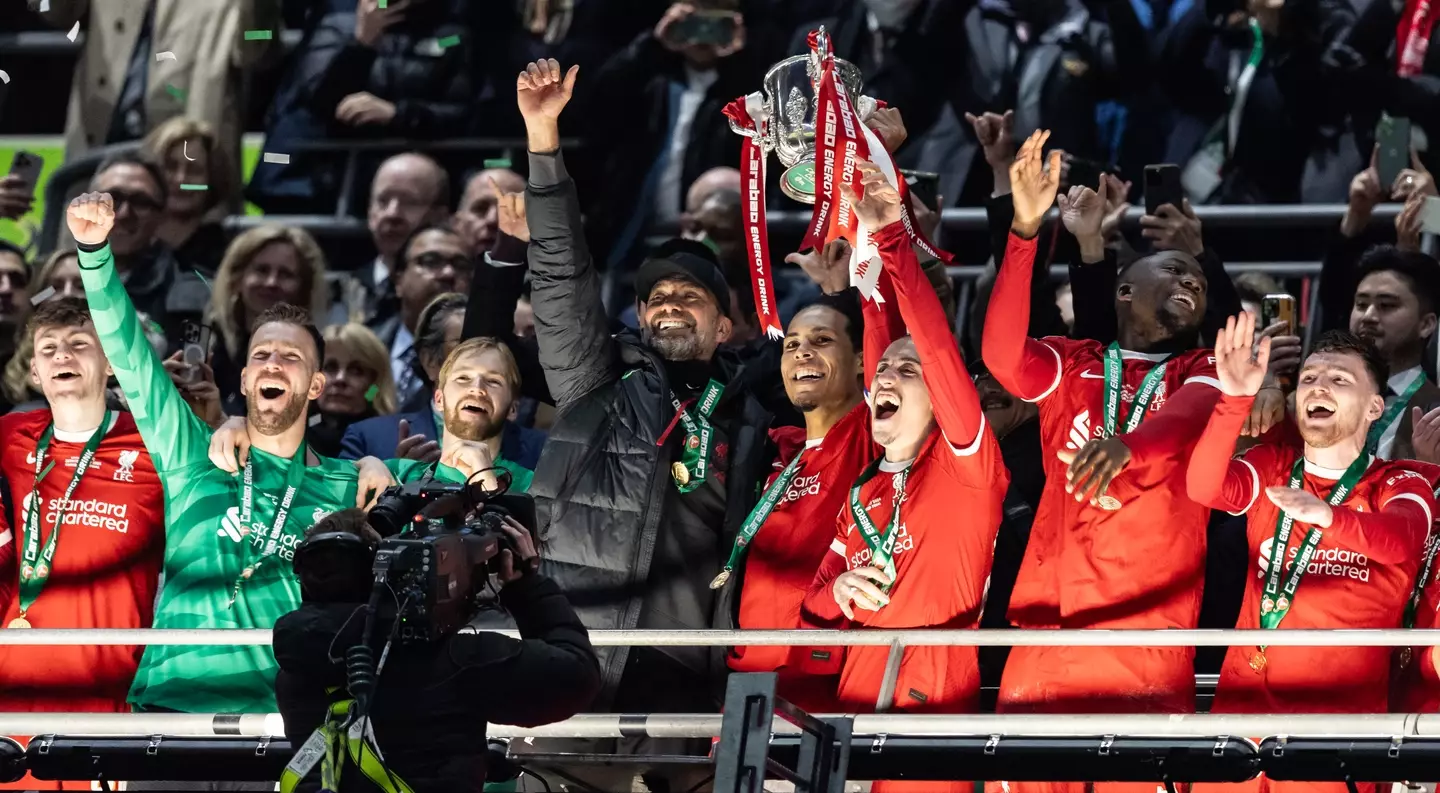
[108, 189, 162, 213]
[407, 252, 469, 273]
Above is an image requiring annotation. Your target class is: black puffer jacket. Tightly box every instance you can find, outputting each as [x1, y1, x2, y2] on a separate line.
[525, 149, 780, 703]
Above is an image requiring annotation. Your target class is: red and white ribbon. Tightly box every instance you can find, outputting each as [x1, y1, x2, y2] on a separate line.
[806, 31, 952, 301]
[1397, 0, 1434, 78]
[722, 95, 784, 339]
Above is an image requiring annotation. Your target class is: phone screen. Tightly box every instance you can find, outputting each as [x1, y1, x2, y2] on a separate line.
[1376, 116, 1412, 191]
[670, 11, 736, 46]
[1144, 164, 1183, 216]
[901, 170, 940, 209]
[1261, 294, 1296, 335]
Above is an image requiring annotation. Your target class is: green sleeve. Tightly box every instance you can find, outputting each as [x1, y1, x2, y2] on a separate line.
[78, 243, 212, 475]
[386, 458, 431, 483]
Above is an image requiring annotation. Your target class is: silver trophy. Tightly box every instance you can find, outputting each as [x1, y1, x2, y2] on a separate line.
[728, 27, 877, 204]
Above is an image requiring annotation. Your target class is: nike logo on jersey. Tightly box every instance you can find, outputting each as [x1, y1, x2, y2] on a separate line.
[1078, 370, 1105, 379]
[1065, 410, 1093, 451]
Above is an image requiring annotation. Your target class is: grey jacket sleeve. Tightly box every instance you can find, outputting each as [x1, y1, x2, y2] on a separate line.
[526, 149, 620, 408]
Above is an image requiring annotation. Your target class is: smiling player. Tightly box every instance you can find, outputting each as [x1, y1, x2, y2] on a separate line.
[802, 162, 1006, 792]
[1188, 318, 1436, 793]
[981, 132, 1222, 793]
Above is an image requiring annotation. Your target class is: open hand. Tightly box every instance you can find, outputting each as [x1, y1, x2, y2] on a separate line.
[1057, 436, 1132, 506]
[832, 566, 892, 620]
[840, 160, 902, 230]
[1008, 130, 1061, 238]
[395, 418, 440, 463]
[208, 415, 251, 474]
[1265, 486, 1333, 528]
[1412, 406, 1440, 464]
[1214, 312, 1272, 397]
[66, 192, 115, 246]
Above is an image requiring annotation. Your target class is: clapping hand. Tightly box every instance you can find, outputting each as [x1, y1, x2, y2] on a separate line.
[1412, 406, 1440, 464]
[1008, 130, 1061, 239]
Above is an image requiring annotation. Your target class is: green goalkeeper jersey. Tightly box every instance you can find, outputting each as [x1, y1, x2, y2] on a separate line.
[79, 243, 361, 715]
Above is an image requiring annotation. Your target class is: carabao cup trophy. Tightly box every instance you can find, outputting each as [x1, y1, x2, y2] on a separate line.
[727, 27, 877, 204]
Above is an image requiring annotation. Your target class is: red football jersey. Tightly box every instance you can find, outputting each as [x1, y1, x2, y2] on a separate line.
[0, 410, 165, 712]
[1009, 339, 1220, 631]
[1212, 441, 1435, 713]
[1389, 524, 1440, 713]
[730, 402, 876, 674]
[823, 425, 1007, 711]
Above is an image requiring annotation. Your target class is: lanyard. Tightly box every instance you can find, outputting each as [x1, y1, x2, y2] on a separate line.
[710, 444, 810, 589]
[1259, 454, 1370, 633]
[670, 379, 725, 493]
[1226, 20, 1264, 156]
[1101, 343, 1168, 438]
[1403, 488, 1440, 630]
[229, 443, 309, 607]
[15, 413, 111, 620]
[848, 456, 910, 588]
[1366, 376, 1425, 455]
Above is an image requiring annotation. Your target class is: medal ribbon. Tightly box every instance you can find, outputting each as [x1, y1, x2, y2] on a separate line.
[1258, 454, 1370, 635]
[721, 97, 783, 339]
[671, 380, 725, 494]
[848, 456, 910, 587]
[1101, 343, 1168, 438]
[230, 442, 310, 606]
[1398, 0, 1435, 78]
[17, 413, 111, 618]
[1365, 375, 1424, 454]
[711, 446, 809, 588]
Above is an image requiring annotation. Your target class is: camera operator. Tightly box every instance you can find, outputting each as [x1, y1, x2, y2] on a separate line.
[274, 509, 601, 793]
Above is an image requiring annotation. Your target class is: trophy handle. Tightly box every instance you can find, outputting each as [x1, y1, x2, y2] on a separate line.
[727, 117, 760, 139]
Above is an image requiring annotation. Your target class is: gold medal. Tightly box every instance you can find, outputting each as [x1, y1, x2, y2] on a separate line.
[1096, 495, 1122, 511]
[1275, 596, 1290, 612]
[672, 462, 690, 486]
[709, 570, 731, 590]
[1248, 649, 1267, 673]
[35, 563, 48, 578]
[1261, 597, 1275, 614]
[7, 616, 31, 629]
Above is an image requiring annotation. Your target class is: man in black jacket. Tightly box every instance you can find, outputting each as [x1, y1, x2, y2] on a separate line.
[275, 509, 599, 793]
[514, 58, 786, 790]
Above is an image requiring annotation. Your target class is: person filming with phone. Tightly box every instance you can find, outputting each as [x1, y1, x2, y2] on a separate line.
[274, 508, 601, 793]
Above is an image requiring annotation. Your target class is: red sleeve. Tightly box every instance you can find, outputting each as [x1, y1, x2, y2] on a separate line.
[0, 509, 13, 615]
[861, 268, 904, 385]
[801, 508, 851, 629]
[981, 233, 1064, 401]
[1186, 393, 1263, 513]
[1325, 470, 1434, 565]
[874, 221, 985, 449]
[1122, 379, 1224, 473]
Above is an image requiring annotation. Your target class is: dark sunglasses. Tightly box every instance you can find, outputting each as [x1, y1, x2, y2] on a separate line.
[108, 189, 162, 212]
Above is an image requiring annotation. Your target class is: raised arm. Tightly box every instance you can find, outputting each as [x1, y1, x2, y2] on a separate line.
[861, 270, 903, 386]
[1188, 313, 1273, 513]
[517, 60, 619, 408]
[981, 131, 1066, 402]
[465, 192, 553, 406]
[68, 194, 213, 476]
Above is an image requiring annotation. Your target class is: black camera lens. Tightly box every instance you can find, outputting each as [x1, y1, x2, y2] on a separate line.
[368, 491, 413, 536]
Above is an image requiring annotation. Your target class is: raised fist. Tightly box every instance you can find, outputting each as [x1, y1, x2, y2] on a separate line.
[516, 59, 579, 123]
[67, 192, 115, 246]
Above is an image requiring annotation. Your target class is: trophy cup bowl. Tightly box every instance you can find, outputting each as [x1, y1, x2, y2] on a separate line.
[728, 33, 875, 204]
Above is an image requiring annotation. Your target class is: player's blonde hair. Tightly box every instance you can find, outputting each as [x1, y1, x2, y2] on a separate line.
[438, 337, 521, 395]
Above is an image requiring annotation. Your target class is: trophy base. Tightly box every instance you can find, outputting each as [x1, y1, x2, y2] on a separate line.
[780, 161, 816, 204]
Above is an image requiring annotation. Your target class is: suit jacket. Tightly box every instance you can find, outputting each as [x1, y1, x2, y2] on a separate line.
[338, 409, 548, 471]
[1391, 378, 1440, 462]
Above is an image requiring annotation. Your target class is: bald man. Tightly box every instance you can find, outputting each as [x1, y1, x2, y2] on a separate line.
[365, 153, 452, 320]
[686, 167, 742, 214]
[455, 168, 526, 256]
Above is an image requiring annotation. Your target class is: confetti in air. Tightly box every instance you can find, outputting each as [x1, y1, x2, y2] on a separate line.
[166, 84, 186, 102]
[437, 35, 461, 50]
[262, 152, 291, 165]
[483, 158, 512, 169]
[155, 51, 176, 62]
[0, 71, 8, 85]
[179, 184, 209, 191]
[66, 21, 80, 42]
[243, 30, 273, 41]
[379, 0, 386, 6]
[29, 286, 55, 306]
